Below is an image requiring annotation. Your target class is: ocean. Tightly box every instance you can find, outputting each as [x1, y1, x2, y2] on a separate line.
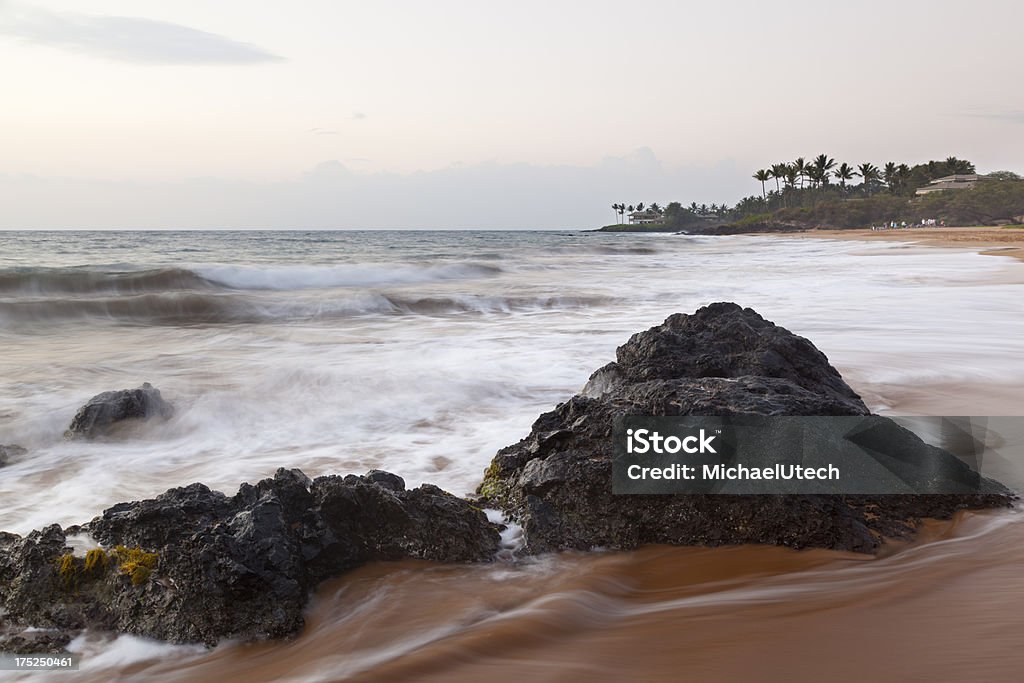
[3, 230, 1024, 681]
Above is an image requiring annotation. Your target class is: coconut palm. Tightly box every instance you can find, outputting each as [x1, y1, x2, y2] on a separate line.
[805, 166, 825, 188]
[833, 162, 855, 189]
[812, 154, 836, 186]
[753, 169, 770, 199]
[636, 202, 645, 212]
[945, 157, 974, 175]
[856, 163, 880, 194]
[793, 157, 808, 189]
[883, 162, 898, 193]
[649, 202, 662, 214]
[785, 166, 798, 189]
[770, 163, 788, 193]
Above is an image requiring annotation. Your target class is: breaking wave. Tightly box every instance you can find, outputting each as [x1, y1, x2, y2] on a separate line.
[0, 292, 615, 326]
[0, 267, 216, 296]
[0, 262, 503, 296]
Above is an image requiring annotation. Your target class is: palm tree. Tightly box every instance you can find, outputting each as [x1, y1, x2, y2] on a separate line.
[611, 203, 621, 223]
[895, 164, 911, 193]
[833, 162, 855, 189]
[805, 166, 824, 188]
[770, 163, 787, 193]
[636, 202, 645, 212]
[793, 157, 808, 189]
[812, 154, 836, 186]
[688, 202, 699, 213]
[856, 163, 880, 194]
[883, 162, 898, 193]
[699, 204, 709, 216]
[785, 167, 798, 189]
[753, 169, 770, 199]
[649, 202, 662, 214]
[945, 157, 974, 175]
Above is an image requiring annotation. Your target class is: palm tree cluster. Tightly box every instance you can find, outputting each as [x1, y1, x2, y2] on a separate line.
[610, 201, 666, 224]
[752, 155, 976, 200]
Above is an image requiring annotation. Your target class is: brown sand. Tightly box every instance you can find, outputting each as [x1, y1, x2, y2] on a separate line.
[795, 226, 1024, 262]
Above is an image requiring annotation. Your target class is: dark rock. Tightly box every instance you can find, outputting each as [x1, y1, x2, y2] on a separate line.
[0, 444, 27, 467]
[65, 382, 173, 439]
[0, 629, 74, 654]
[479, 303, 1014, 553]
[0, 469, 500, 647]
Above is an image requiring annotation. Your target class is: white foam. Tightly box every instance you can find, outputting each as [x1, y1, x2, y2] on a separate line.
[195, 261, 500, 290]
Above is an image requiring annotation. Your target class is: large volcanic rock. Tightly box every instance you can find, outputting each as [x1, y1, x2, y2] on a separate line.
[65, 382, 173, 439]
[0, 469, 500, 647]
[478, 302, 1014, 553]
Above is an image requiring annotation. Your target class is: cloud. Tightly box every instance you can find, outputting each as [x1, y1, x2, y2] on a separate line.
[964, 110, 1024, 124]
[348, 112, 367, 120]
[0, 2, 283, 64]
[309, 128, 340, 136]
[0, 150, 750, 229]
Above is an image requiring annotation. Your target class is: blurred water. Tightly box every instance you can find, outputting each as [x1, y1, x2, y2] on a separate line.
[1, 230, 1023, 534]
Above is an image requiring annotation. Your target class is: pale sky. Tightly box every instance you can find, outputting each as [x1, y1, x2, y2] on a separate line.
[1, 0, 1021, 229]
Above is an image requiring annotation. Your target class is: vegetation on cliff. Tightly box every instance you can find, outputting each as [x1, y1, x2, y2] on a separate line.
[600, 157, 1024, 232]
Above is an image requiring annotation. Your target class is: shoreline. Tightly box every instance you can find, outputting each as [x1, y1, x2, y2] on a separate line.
[785, 226, 1024, 262]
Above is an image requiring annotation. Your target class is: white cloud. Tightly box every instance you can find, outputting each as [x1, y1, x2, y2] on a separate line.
[0, 1, 283, 64]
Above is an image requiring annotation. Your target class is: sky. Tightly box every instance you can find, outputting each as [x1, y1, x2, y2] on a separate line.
[1, 0, 1022, 229]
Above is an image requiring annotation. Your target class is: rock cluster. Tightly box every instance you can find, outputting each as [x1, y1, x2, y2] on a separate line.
[478, 303, 1013, 553]
[0, 469, 499, 647]
[0, 303, 1015, 651]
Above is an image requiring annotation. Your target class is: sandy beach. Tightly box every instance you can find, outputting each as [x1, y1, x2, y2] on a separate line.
[797, 226, 1024, 262]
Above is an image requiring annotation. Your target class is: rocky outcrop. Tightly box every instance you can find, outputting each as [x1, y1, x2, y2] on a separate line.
[0, 444, 26, 468]
[65, 382, 173, 439]
[0, 469, 500, 647]
[1, 303, 1016, 651]
[479, 302, 1014, 553]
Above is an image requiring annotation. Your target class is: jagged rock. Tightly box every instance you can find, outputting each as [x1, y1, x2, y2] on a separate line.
[65, 382, 173, 439]
[479, 302, 1014, 553]
[0, 444, 27, 467]
[0, 469, 500, 647]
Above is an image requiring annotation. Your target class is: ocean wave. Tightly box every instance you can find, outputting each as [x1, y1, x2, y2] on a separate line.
[0, 267, 216, 295]
[0, 292, 615, 326]
[0, 261, 504, 297]
[196, 262, 503, 290]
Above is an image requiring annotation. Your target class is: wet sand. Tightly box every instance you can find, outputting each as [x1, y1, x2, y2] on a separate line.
[75, 507, 1024, 683]
[796, 226, 1024, 262]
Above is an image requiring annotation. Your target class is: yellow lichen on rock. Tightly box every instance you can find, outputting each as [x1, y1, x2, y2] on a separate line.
[111, 545, 159, 586]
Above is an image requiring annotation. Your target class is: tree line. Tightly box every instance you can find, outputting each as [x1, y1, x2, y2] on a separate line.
[603, 156, 1023, 231]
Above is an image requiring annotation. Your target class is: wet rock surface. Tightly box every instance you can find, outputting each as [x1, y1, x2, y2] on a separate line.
[65, 382, 173, 439]
[0, 469, 500, 647]
[0, 444, 26, 468]
[479, 302, 1014, 553]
